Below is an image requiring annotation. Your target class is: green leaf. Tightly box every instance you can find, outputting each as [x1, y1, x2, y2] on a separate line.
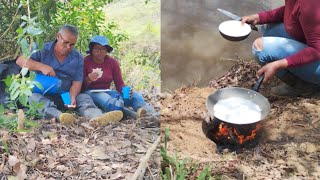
[20, 21, 27, 28]
[178, 170, 187, 180]
[3, 75, 15, 86]
[164, 127, 169, 151]
[24, 119, 40, 128]
[2, 139, 10, 155]
[0, 104, 5, 114]
[29, 71, 36, 80]
[11, 83, 20, 94]
[21, 15, 28, 21]
[11, 90, 20, 101]
[19, 38, 29, 55]
[26, 26, 43, 36]
[23, 89, 32, 97]
[34, 81, 43, 90]
[36, 36, 44, 50]
[19, 94, 28, 106]
[197, 165, 211, 180]
[21, 68, 29, 77]
[16, 27, 24, 35]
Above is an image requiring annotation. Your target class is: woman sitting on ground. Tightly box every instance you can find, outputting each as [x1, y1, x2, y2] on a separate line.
[82, 35, 155, 119]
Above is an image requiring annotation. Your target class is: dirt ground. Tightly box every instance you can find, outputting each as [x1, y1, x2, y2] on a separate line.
[161, 60, 320, 179]
[0, 105, 160, 179]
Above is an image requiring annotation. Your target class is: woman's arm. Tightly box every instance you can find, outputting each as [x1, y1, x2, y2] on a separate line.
[258, 6, 285, 24]
[285, 0, 320, 67]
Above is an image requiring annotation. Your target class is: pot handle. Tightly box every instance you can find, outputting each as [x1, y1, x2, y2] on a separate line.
[252, 74, 265, 92]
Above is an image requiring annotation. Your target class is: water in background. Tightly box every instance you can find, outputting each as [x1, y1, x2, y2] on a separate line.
[161, 0, 284, 91]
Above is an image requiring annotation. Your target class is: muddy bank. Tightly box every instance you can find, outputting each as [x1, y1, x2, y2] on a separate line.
[160, 61, 320, 179]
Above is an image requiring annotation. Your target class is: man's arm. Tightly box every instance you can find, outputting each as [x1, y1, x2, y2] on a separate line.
[69, 81, 82, 107]
[16, 55, 56, 76]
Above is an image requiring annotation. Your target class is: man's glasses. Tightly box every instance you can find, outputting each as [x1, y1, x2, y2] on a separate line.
[59, 33, 75, 48]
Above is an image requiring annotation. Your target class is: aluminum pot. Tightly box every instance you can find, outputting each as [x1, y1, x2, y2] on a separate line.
[206, 75, 271, 125]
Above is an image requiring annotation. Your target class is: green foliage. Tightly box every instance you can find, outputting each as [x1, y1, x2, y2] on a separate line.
[1, 0, 42, 133]
[0, 114, 18, 132]
[52, 0, 127, 53]
[107, 0, 160, 91]
[197, 165, 214, 180]
[3, 69, 42, 108]
[25, 101, 44, 120]
[161, 128, 214, 180]
[1, 138, 10, 155]
[0, 112, 40, 133]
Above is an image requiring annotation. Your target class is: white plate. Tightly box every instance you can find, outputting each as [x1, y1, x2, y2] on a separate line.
[219, 20, 251, 37]
[89, 89, 111, 93]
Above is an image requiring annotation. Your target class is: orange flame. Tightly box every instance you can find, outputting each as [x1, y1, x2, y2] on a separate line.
[215, 123, 262, 144]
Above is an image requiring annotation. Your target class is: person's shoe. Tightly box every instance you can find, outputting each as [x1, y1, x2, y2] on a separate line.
[90, 110, 123, 126]
[137, 108, 147, 118]
[271, 83, 315, 97]
[59, 113, 77, 125]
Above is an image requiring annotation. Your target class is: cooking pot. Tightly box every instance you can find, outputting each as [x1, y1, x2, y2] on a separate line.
[206, 75, 270, 125]
[218, 20, 251, 41]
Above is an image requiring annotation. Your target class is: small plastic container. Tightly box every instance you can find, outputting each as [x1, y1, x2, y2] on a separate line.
[60, 92, 71, 105]
[122, 86, 131, 99]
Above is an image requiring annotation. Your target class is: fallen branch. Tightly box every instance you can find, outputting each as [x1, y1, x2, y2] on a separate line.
[0, 55, 15, 62]
[131, 136, 160, 180]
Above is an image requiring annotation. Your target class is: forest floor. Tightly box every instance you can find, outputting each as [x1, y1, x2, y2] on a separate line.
[0, 94, 161, 179]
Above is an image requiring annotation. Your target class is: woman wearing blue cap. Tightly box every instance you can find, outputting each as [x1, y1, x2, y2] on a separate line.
[82, 35, 155, 119]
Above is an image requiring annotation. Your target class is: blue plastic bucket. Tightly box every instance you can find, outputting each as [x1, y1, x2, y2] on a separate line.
[32, 74, 61, 95]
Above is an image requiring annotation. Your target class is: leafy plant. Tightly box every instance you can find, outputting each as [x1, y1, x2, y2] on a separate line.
[161, 128, 214, 180]
[25, 101, 44, 120]
[0, 112, 40, 133]
[3, 69, 42, 108]
[0, 0, 42, 133]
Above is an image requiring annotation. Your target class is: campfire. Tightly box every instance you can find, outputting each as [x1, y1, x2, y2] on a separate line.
[215, 122, 262, 144]
[203, 116, 264, 152]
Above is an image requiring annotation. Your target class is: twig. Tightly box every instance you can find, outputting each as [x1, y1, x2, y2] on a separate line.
[0, 2, 20, 40]
[131, 136, 160, 180]
[234, 53, 244, 62]
[0, 55, 15, 62]
[131, 132, 152, 146]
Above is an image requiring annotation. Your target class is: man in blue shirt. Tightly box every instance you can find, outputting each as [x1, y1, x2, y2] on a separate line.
[16, 24, 123, 125]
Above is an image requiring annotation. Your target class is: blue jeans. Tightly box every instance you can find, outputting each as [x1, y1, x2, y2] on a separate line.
[85, 90, 146, 112]
[252, 23, 320, 85]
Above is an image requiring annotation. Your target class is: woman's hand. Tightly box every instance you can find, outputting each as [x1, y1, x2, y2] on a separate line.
[258, 59, 288, 83]
[88, 72, 99, 82]
[241, 14, 260, 25]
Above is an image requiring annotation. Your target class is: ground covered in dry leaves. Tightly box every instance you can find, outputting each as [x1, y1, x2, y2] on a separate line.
[0, 100, 160, 179]
[161, 60, 320, 179]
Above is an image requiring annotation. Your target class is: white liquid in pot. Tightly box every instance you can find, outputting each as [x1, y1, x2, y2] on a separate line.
[213, 97, 262, 124]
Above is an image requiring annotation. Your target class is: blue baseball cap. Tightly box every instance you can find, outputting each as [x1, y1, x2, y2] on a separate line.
[88, 35, 113, 53]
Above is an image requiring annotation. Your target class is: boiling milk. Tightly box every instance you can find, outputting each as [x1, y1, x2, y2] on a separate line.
[213, 97, 262, 124]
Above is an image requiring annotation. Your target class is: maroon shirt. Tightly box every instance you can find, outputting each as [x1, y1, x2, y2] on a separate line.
[83, 55, 125, 92]
[258, 0, 320, 67]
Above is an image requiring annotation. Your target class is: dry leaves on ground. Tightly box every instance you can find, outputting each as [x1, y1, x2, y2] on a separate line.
[0, 115, 160, 179]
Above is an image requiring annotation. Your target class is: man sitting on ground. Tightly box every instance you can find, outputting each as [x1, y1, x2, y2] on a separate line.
[16, 24, 123, 125]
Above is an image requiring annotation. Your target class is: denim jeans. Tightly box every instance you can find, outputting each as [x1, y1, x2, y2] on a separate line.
[29, 93, 104, 121]
[252, 23, 320, 84]
[85, 90, 146, 112]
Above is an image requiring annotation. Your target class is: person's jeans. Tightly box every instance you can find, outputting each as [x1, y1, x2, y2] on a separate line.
[29, 93, 104, 121]
[85, 90, 146, 112]
[252, 23, 320, 85]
